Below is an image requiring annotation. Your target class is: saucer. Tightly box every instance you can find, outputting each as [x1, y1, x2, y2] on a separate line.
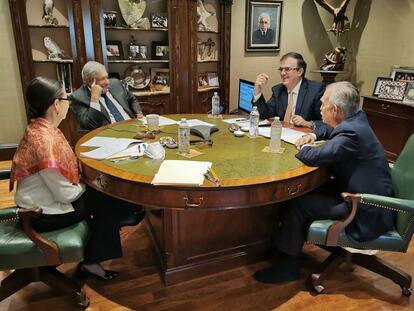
[241, 126, 249, 132]
[234, 130, 245, 137]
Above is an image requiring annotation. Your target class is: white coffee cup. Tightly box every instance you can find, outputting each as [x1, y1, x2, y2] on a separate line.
[146, 114, 159, 132]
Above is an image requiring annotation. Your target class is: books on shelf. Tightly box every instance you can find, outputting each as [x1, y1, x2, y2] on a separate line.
[57, 63, 72, 93]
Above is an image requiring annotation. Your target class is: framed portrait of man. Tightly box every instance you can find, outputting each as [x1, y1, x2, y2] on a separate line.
[245, 0, 283, 52]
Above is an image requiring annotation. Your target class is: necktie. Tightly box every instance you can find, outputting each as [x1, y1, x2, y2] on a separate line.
[102, 94, 124, 122]
[284, 91, 294, 123]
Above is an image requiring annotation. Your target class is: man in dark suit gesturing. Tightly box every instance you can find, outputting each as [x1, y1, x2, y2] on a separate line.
[71, 61, 143, 132]
[254, 81, 395, 284]
[253, 52, 324, 129]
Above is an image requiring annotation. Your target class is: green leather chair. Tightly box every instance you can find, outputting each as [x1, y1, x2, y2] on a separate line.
[0, 165, 90, 307]
[306, 134, 414, 296]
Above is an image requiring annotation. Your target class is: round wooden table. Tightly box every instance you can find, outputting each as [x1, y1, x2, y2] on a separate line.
[76, 114, 327, 284]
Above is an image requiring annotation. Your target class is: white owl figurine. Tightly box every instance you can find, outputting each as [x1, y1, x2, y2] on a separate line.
[44, 37, 65, 60]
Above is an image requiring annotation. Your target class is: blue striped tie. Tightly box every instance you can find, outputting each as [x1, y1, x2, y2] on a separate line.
[102, 94, 124, 122]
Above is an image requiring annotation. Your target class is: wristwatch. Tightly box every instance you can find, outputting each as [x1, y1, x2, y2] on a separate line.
[309, 120, 316, 130]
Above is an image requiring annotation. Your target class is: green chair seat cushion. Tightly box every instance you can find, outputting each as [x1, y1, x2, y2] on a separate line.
[306, 219, 409, 253]
[0, 220, 89, 270]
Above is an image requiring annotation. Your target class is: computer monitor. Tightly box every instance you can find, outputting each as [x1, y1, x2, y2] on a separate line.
[238, 79, 255, 114]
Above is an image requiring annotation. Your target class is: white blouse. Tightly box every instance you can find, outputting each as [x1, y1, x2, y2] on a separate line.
[14, 168, 85, 215]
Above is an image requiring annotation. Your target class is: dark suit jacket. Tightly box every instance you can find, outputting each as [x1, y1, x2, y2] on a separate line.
[255, 78, 324, 122]
[252, 28, 275, 44]
[296, 111, 395, 242]
[71, 79, 141, 132]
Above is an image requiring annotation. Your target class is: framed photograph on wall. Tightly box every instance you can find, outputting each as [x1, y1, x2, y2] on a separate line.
[152, 41, 169, 60]
[372, 77, 392, 96]
[378, 81, 407, 101]
[403, 82, 414, 104]
[106, 40, 123, 59]
[390, 66, 414, 82]
[150, 68, 170, 92]
[245, 0, 283, 52]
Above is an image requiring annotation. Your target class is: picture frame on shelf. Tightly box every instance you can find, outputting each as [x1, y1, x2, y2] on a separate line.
[207, 72, 219, 87]
[372, 77, 392, 97]
[150, 68, 170, 92]
[152, 41, 169, 60]
[104, 11, 117, 27]
[390, 66, 414, 82]
[198, 73, 209, 88]
[129, 44, 148, 59]
[403, 82, 414, 104]
[245, 0, 283, 52]
[106, 40, 123, 59]
[378, 80, 407, 101]
[150, 13, 168, 29]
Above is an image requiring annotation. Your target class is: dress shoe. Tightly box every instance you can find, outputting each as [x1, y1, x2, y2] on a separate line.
[254, 256, 300, 284]
[77, 263, 119, 281]
[119, 209, 145, 227]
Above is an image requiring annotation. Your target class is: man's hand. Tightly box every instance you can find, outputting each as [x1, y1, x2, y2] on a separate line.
[291, 115, 313, 128]
[90, 79, 103, 102]
[254, 73, 269, 96]
[295, 134, 315, 149]
[136, 113, 144, 119]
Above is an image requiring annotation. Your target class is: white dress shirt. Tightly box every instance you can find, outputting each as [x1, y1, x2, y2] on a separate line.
[15, 168, 85, 215]
[90, 91, 131, 123]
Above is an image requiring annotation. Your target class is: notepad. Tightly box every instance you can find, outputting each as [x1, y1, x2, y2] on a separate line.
[152, 160, 212, 186]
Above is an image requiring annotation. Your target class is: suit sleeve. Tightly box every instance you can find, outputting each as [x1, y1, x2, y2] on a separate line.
[70, 97, 107, 131]
[125, 87, 142, 115]
[296, 131, 359, 167]
[254, 93, 278, 119]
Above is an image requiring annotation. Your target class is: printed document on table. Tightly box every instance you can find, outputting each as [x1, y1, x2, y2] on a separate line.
[141, 116, 178, 126]
[258, 127, 305, 145]
[80, 138, 142, 160]
[186, 119, 215, 127]
[152, 160, 212, 186]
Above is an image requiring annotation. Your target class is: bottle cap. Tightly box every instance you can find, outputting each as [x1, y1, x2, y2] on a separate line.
[214, 92, 218, 95]
[181, 118, 186, 121]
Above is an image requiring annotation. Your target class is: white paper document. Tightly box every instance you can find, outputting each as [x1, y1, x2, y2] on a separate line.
[141, 116, 178, 126]
[152, 160, 212, 186]
[258, 127, 305, 145]
[80, 137, 142, 160]
[222, 117, 248, 124]
[187, 119, 215, 127]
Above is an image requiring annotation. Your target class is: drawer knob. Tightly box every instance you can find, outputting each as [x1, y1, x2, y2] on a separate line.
[381, 103, 390, 110]
[288, 184, 302, 196]
[183, 195, 204, 208]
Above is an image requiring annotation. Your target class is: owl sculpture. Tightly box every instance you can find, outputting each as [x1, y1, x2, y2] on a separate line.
[43, 0, 58, 25]
[44, 37, 65, 60]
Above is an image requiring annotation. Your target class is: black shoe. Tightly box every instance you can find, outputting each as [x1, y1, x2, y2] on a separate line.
[77, 263, 120, 281]
[254, 256, 300, 284]
[119, 209, 145, 227]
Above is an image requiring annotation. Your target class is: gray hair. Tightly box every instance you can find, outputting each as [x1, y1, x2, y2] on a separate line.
[258, 13, 270, 24]
[327, 81, 361, 118]
[81, 61, 106, 83]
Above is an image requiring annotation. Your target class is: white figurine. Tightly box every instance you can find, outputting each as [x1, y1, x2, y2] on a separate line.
[44, 37, 65, 60]
[43, 0, 58, 25]
[197, 0, 216, 31]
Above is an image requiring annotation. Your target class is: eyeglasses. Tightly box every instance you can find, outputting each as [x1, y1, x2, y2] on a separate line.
[278, 67, 299, 73]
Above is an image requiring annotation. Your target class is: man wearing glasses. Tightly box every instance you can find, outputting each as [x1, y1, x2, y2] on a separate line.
[252, 52, 324, 129]
[252, 13, 275, 45]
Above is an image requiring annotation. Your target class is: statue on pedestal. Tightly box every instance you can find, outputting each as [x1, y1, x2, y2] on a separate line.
[314, 0, 352, 71]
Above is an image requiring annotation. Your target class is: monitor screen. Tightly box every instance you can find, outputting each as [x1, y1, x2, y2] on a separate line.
[238, 79, 255, 114]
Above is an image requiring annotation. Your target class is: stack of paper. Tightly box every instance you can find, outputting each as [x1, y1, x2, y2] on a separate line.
[141, 116, 178, 126]
[152, 160, 212, 186]
[80, 137, 143, 160]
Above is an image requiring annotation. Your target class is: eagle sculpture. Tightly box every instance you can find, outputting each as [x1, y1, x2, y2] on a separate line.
[197, 0, 216, 31]
[314, 0, 351, 37]
[43, 0, 58, 25]
[44, 37, 65, 60]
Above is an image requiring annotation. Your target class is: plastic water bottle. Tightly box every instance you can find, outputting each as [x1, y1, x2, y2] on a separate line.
[249, 106, 260, 137]
[178, 118, 190, 155]
[211, 92, 220, 116]
[269, 117, 282, 152]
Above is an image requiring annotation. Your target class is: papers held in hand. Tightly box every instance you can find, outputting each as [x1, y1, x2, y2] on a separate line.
[152, 160, 212, 186]
[80, 137, 145, 160]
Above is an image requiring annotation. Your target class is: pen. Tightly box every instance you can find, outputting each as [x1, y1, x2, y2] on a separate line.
[209, 168, 220, 184]
[235, 118, 246, 122]
[110, 156, 140, 163]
